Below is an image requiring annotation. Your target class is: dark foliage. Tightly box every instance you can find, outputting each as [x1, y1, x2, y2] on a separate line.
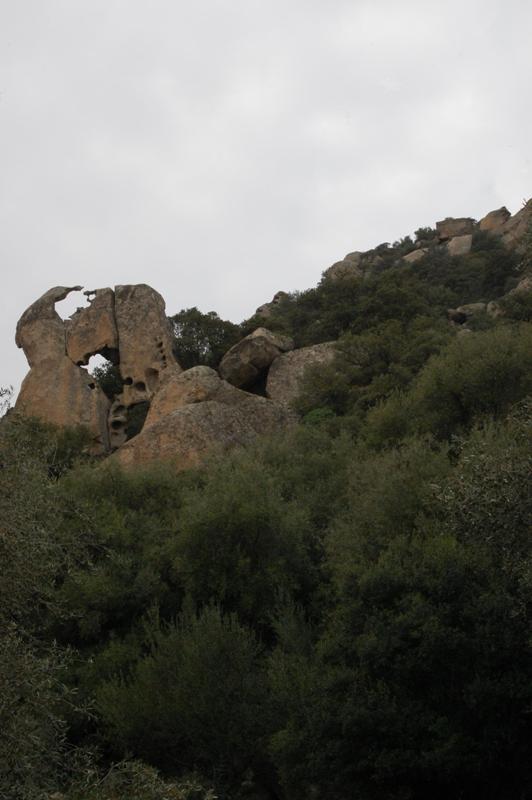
[169, 307, 241, 369]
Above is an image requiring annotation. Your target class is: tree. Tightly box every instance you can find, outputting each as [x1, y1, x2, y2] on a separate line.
[169, 307, 241, 369]
[96, 607, 269, 788]
[0, 413, 86, 799]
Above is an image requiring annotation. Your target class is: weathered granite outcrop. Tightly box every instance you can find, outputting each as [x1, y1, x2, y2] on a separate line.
[447, 234, 473, 257]
[14, 286, 298, 467]
[13, 194, 532, 469]
[501, 199, 532, 251]
[16, 357, 110, 449]
[323, 252, 364, 281]
[255, 291, 289, 318]
[436, 217, 475, 241]
[66, 288, 118, 366]
[403, 248, 427, 264]
[266, 342, 336, 405]
[16, 285, 81, 367]
[114, 284, 179, 399]
[15, 286, 110, 450]
[112, 366, 295, 469]
[14, 283, 180, 453]
[218, 328, 294, 389]
[479, 206, 511, 234]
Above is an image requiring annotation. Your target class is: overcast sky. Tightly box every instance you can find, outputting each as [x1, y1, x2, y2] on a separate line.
[1, 0, 531, 395]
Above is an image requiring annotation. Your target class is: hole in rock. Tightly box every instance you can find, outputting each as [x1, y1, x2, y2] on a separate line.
[111, 419, 124, 430]
[244, 372, 268, 398]
[145, 368, 159, 392]
[82, 355, 124, 400]
[55, 290, 90, 320]
[134, 381, 146, 392]
[125, 401, 150, 441]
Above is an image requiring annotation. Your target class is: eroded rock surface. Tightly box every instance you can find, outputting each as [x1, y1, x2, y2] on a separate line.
[403, 248, 427, 264]
[14, 282, 181, 453]
[255, 291, 289, 318]
[112, 368, 295, 469]
[218, 327, 294, 389]
[501, 200, 532, 251]
[66, 288, 118, 366]
[15, 285, 110, 450]
[436, 217, 475, 241]
[447, 303, 487, 325]
[323, 253, 364, 281]
[266, 342, 336, 405]
[114, 284, 179, 399]
[479, 206, 511, 234]
[16, 356, 110, 450]
[16, 285, 81, 367]
[447, 234, 473, 257]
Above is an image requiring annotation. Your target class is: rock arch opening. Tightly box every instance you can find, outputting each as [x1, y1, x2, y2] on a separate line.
[54, 289, 90, 321]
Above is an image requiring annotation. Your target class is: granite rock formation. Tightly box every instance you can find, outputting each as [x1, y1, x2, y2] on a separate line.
[266, 342, 336, 405]
[66, 288, 118, 366]
[15, 283, 179, 453]
[112, 366, 295, 470]
[436, 217, 475, 241]
[218, 327, 294, 390]
[15, 286, 110, 451]
[14, 289, 297, 467]
[479, 206, 511, 234]
[402, 248, 427, 264]
[255, 291, 289, 318]
[13, 197, 532, 468]
[447, 234, 473, 257]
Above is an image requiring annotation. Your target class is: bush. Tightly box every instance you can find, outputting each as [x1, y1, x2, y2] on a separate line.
[96, 607, 268, 787]
[365, 323, 532, 445]
[169, 307, 241, 369]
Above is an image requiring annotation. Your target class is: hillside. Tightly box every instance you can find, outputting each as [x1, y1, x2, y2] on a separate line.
[1, 200, 531, 800]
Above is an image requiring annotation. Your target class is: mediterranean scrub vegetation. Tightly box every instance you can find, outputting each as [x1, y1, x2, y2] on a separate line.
[1, 228, 531, 799]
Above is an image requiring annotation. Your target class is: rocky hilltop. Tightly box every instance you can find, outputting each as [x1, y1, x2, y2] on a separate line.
[14, 285, 330, 467]
[14, 199, 532, 468]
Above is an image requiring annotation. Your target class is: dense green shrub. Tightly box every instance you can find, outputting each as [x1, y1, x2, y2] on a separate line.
[170, 307, 241, 368]
[365, 323, 532, 445]
[96, 607, 268, 786]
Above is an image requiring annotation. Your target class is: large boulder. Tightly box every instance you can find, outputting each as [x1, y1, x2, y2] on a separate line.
[436, 217, 475, 241]
[111, 367, 295, 469]
[114, 284, 180, 400]
[501, 199, 532, 251]
[255, 291, 289, 318]
[508, 275, 532, 295]
[15, 356, 110, 450]
[403, 248, 427, 264]
[66, 288, 118, 365]
[14, 282, 181, 454]
[16, 285, 81, 367]
[146, 365, 221, 425]
[447, 234, 473, 257]
[479, 206, 511, 235]
[323, 252, 364, 281]
[266, 342, 336, 405]
[447, 302, 487, 324]
[218, 328, 294, 389]
[15, 285, 110, 451]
